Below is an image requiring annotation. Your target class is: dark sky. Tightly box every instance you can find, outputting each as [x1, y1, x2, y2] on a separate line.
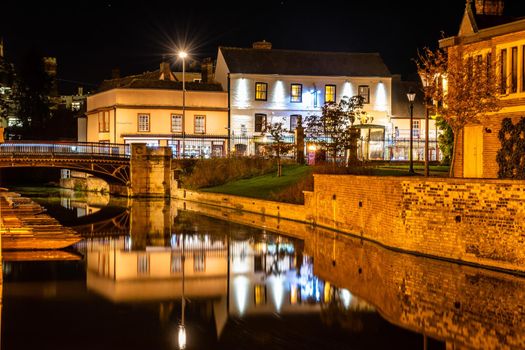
[2, 0, 525, 94]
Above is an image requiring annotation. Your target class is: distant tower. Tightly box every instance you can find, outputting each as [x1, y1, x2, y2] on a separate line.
[43, 57, 58, 97]
[474, 0, 504, 15]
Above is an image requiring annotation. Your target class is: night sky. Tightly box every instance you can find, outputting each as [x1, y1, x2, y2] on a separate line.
[2, 0, 525, 94]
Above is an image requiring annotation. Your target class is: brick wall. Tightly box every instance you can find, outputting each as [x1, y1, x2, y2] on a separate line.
[172, 188, 306, 223]
[311, 175, 525, 273]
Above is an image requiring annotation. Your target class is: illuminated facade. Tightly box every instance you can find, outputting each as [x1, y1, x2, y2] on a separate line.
[215, 42, 396, 157]
[440, 0, 524, 177]
[84, 62, 229, 158]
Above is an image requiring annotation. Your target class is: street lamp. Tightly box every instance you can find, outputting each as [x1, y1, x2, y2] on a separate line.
[407, 88, 416, 174]
[178, 51, 187, 158]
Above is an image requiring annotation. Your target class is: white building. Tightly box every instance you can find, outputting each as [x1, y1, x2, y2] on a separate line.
[214, 41, 394, 157]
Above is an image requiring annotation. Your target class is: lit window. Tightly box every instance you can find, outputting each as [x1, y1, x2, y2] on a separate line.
[138, 114, 150, 132]
[500, 49, 507, 94]
[171, 114, 182, 132]
[194, 252, 205, 272]
[254, 114, 267, 132]
[194, 115, 206, 133]
[290, 115, 300, 130]
[325, 85, 336, 103]
[358, 85, 370, 104]
[412, 120, 420, 138]
[290, 83, 302, 102]
[137, 254, 149, 275]
[511, 47, 518, 93]
[98, 111, 109, 132]
[254, 284, 267, 306]
[170, 253, 182, 274]
[255, 82, 268, 101]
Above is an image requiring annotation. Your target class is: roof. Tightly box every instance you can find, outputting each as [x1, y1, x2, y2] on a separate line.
[219, 47, 391, 77]
[391, 77, 426, 119]
[474, 14, 522, 30]
[96, 69, 223, 93]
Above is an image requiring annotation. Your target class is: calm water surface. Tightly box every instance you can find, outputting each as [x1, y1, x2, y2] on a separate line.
[1, 188, 524, 349]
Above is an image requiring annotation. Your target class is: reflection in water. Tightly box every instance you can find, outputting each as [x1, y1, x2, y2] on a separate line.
[4, 191, 525, 349]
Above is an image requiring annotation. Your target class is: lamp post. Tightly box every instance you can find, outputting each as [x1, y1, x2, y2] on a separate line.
[178, 51, 187, 158]
[407, 88, 416, 174]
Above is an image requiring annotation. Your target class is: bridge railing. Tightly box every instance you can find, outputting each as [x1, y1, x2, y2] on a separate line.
[0, 141, 130, 158]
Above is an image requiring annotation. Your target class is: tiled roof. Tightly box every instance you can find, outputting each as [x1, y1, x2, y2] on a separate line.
[97, 70, 223, 93]
[475, 14, 523, 30]
[220, 47, 391, 77]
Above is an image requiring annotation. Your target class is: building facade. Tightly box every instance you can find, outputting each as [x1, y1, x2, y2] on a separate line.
[215, 41, 437, 160]
[84, 62, 229, 158]
[440, 0, 524, 177]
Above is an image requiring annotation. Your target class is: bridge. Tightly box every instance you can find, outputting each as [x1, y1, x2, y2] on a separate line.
[0, 141, 172, 197]
[0, 141, 131, 184]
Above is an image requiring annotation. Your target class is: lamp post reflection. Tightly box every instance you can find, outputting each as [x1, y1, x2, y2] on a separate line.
[178, 233, 186, 349]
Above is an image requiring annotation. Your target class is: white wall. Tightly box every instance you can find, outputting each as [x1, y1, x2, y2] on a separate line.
[228, 73, 392, 136]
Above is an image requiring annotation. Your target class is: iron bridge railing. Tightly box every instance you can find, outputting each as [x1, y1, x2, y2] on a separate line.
[0, 141, 130, 159]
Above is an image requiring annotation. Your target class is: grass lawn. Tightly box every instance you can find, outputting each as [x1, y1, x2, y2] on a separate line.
[201, 164, 311, 199]
[200, 163, 450, 201]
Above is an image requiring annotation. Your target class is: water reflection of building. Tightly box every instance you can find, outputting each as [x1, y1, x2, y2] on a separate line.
[85, 231, 371, 342]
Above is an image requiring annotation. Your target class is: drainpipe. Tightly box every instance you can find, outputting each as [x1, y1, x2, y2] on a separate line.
[227, 73, 231, 156]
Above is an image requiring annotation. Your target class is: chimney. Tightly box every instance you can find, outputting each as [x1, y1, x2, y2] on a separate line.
[77, 86, 84, 96]
[201, 57, 214, 83]
[474, 0, 504, 15]
[0, 37, 4, 58]
[159, 61, 175, 81]
[111, 67, 121, 79]
[252, 40, 272, 50]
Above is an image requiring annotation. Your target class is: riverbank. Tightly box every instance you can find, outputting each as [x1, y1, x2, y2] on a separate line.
[172, 174, 525, 275]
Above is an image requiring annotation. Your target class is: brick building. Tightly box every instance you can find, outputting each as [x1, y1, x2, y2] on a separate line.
[440, 0, 525, 177]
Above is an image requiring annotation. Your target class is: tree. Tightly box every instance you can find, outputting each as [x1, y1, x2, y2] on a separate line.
[11, 49, 52, 138]
[416, 45, 501, 177]
[263, 121, 294, 177]
[305, 96, 366, 165]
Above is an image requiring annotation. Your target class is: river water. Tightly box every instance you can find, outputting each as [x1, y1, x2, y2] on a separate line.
[1, 188, 524, 349]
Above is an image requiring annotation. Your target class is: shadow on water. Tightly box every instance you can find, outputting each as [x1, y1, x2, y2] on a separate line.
[1, 189, 524, 349]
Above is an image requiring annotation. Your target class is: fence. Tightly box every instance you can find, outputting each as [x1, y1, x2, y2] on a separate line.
[0, 141, 130, 158]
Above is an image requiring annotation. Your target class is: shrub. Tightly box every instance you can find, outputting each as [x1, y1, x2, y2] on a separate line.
[180, 157, 277, 189]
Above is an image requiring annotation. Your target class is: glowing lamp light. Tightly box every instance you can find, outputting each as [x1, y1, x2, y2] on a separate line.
[178, 325, 186, 349]
[178, 51, 188, 59]
[308, 144, 317, 152]
[375, 81, 387, 111]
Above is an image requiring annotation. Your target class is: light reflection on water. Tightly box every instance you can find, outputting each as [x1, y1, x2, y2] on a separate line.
[1, 190, 485, 349]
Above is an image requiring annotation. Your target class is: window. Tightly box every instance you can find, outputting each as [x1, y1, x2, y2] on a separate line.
[138, 114, 150, 132]
[171, 114, 182, 132]
[358, 85, 370, 104]
[170, 253, 182, 274]
[194, 115, 205, 133]
[98, 111, 109, 132]
[254, 284, 267, 306]
[412, 120, 420, 138]
[522, 46, 525, 92]
[290, 83, 302, 102]
[137, 254, 149, 275]
[290, 115, 300, 130]
[194, 252, 205, 272]
[254, 113, 267, 132]
[325, 84, 336, 103]
[500, 49, 507, 94]
[255, 82, 268, 101]
[487, 52, 492, 80]
[511, 47, 518, 93]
